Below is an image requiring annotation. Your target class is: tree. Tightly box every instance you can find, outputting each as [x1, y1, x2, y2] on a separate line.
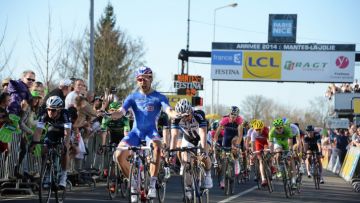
[28, 7, 67, 90]
[91, 3, 146, 98]
[241, 95, 268, 121]
[309, 96, 331, 127]
[0, 18, 16, 78]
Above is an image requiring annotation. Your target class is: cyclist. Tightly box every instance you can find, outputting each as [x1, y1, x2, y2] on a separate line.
[214, 106, 243, 189]
[211, 121, 224, 168]
[246, 119, 257, 167]
[98, 102, 130, 191]
[283, 118, 304, 173]
[240, 120, 249, 178]
[111, 66, 180, 201]
[170, 99, 213, 199]
[251, 120, 274, 186]
[304, 125, 324, 183]
[294, 122, 306, 171]
[269, 118, 297, 189]
[29, 96, 72, 188]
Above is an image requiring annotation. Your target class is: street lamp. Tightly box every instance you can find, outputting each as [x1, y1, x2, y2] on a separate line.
[211, 3, 237, 114]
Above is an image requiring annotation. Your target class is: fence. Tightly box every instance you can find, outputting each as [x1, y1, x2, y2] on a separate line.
[0, 130, 112, 200]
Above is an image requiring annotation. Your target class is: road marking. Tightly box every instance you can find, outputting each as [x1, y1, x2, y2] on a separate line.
[218, 186, 258, 203]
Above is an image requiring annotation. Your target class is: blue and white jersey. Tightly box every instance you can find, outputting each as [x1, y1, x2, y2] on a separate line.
[120, 91, 171, 131]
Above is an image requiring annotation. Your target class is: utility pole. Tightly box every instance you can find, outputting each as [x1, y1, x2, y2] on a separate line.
[88, 0, 94, 91]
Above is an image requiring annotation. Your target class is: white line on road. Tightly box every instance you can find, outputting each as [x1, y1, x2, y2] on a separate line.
[218, 186, 258, 203]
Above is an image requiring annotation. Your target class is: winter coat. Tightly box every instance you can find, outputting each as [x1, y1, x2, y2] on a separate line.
[6, 80, 32, 123]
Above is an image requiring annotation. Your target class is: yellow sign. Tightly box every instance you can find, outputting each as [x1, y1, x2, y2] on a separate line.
[243, 52, 282, 79]
[165, 95, 192, 109]
[322, 151, 329, 167]
[354, 99, 360, 114]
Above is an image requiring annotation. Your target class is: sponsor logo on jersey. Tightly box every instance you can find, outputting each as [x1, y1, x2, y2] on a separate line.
[243, 52, 281, 79]
[138, 105, 154, 112]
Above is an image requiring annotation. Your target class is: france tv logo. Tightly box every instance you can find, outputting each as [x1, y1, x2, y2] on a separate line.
[272, 20, 293, 37]
[211, 51, 243, 65]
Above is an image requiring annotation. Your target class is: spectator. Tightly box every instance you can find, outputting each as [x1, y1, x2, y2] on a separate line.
[325, 86, 333, 99]
[74, 96, 102, 124]
[39, 78, 72, 115]
[65, 79, 84, 109]
[0, 93, 13, 156]
[354, 84, 360, 93]
[354, 79, 359, 89]
[328, 124, 349, 167]
[1, 78, 11, 93]
[18, 91, 42, 179]
[7, 70, 34, 121]
[321, 131, 331, 148]
[26, 91, 41, 129]
[345, 83, 353, 93]
[108, 87, 118, 104]
[84, 91, 95, 104]
[350, 128, 360, 147]
[44, 90, 49, 97]
[350, 125, 357, 140]
[80, 85, 86, 96]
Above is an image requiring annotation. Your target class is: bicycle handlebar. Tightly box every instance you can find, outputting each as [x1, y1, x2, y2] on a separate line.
[170, 146, 202, 153]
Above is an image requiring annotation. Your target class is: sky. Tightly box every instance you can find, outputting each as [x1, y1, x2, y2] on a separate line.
[1, 0, 360, 114]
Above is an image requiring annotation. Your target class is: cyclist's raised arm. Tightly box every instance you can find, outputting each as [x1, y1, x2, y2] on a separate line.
[170, 117, 181, 150]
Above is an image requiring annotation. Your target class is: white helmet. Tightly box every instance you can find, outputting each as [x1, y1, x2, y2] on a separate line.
[46, 96, 63, 109]
[175, 99, 192, 114]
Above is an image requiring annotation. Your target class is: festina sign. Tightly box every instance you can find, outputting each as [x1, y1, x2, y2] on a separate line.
[173, 81, 204, 90]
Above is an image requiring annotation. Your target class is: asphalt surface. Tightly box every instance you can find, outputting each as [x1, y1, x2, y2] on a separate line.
[1, 168, 358, 203]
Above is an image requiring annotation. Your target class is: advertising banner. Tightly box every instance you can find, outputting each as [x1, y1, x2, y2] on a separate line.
[268, 14, 297, 43]
[326, 119, 349, 129]
[165, 95, 192, 109]
[211, 43, 355, 83]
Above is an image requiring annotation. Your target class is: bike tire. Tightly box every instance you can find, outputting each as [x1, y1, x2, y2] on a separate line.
[282, 166, 290, 198]
[157, 161, 166, 203]
[128, 163, 139, 203]
[183, 163, 195, 203]
[224, 161, 229, 196]
[197, 167, 207, 203]
[119, 167, 128, 198]
[199, 189, 209, 203]
[217, 168, 222, 187]
[230, 162, 235, 195]
[107, 160, 117, 200]
[255, 159, 261, 189]
[55, 182, 66, 203]
[39, 156, 52, 203]
[264, 164, 272, 193]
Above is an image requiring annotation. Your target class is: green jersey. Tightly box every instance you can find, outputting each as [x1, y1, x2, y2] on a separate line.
[101, 116, 130, 135]
[269, 125, 293, 142]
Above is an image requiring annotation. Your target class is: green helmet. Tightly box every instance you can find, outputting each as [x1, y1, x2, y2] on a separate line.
[273, 118, 284, 126]
[109, 102, 121, 110]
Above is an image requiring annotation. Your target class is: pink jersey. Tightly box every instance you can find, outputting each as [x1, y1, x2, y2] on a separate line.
[211, 129, 225, 138]
[219, 116, 243, 133]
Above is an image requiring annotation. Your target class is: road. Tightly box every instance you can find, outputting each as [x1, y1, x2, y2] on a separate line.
[1, 169, 358, 203]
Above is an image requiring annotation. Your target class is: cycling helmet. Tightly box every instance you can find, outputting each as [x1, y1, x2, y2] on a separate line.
[293, 122, 300, 128]
[273, 118, 284, 126]
[109, 102, 121, 110]
[253, 120, 264, 130]
[250, 119, 257, 126]
[282, 118, 291, 126]
[46, 96, 63, 109]
[242, 120, 249, 126]
[212, 122, 219, 130]
[135, 66, 153, 78]
[306, 125, 315, 132]
[175, 99, 192, 114]
[229, 106, 240, 114]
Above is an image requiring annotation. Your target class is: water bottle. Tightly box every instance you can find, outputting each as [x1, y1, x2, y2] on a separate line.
[165, 167, 170, 179]
[140, 162, 144, 180]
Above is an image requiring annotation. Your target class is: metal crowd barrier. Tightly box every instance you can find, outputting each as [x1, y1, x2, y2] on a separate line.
[0, 132, 39, 200]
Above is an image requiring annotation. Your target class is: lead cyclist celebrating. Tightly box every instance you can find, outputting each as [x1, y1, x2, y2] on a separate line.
[111, 66, 180, 201]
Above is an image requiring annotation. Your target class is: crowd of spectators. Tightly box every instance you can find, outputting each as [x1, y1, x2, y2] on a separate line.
[0, 70, 124, 180]
[322, 121, 360, 167]
[325, 79, 360, 100]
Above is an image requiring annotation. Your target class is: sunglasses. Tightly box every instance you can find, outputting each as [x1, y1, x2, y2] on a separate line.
[137, 78, 150, 82]
[230, 113, 237, 116]
[46, 108, 59, 112]
[275, 126, 283, 129]
[26, 78, 35, 82]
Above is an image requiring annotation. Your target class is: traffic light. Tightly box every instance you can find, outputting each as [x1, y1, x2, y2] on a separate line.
[192, 97, 203, 106]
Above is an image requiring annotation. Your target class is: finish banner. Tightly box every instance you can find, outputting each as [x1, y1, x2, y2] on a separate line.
[211, 43, 355, 83]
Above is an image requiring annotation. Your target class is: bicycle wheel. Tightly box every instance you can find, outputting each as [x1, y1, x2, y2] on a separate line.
[118, 167, 128, 198]
[197, 167, 208, 203]
[157, 161, 166, 203]
[129, 163, 139, 203]
[315, 165, 320, 190]
[264, 164, 272, 193]
[224, 161, 230, 196]
[217, 165, 222, 187]
[230, 162, 235, 195]
[254, 158, 261, 189]
[107, 160, 117, 200]
[199, 189, 209, 203]
[282, 166, 290, 198]
[55, 181, 66, 203]
[182, 163, 196, 203]
[39, 156, 52, 203]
